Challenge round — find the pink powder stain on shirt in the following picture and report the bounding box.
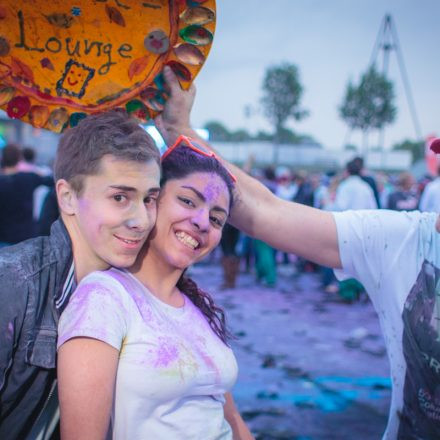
[154,338,179,368]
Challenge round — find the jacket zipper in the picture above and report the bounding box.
[26,379,59,440]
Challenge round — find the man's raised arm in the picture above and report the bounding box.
[155,67,342,269]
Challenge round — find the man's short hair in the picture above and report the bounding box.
[22,147,36,163]
[1,144,22,168]
[352,156,364,169]
[54,110,160,194]
[346,159,361,176]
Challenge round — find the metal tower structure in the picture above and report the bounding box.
[369,14,422,150]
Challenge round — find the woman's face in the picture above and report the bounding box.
[148,171,230,270]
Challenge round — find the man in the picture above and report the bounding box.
[352,155,381,208]
[0,144,54,245]
[419,166,440,213]
[333,159,377,211]
[0,110,161,439]
[387,172,418,212]
[157,67,440,439]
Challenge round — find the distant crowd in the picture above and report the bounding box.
[217,155,440,297]
[252,155,438,214]
[1,143,439,297]
[0,144,57,247]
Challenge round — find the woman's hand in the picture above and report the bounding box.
[224,392,255,440]
[58,337,119,440]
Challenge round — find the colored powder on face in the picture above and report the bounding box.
[202,173,226,203]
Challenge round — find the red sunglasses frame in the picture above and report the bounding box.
[161,135,236,182]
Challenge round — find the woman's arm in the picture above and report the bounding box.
[58,337,119,440]
[224,392,254,440]
[155,67,342,269]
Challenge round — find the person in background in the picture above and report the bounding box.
[254,167,277,286]
[419,165,440,212]
[333,159,378,211]
[274,166,297,265]
[17,146,54,221]
[220,223,241,289]
[0,144,54,246]
[352,156,381,208]
[332,159,377,301]
[293,170,314,207]
[387,171,419,211]
[275,166,298,201]
[37,187,60,236]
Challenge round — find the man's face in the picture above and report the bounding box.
[71,155,161,270]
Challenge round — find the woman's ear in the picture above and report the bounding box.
[56,179,77,216]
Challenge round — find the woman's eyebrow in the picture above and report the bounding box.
[181,185,229,215]
[181,185,205,202]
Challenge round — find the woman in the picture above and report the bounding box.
[57,136,253,439]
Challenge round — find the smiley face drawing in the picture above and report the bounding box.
[56,59,95,98]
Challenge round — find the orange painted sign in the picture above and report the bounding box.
[0,0,216,131]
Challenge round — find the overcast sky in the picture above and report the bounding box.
[190,0,439,150]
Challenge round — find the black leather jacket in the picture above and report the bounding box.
[0,220,72,439]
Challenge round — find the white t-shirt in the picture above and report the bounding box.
[58,268,238,440]
[334,209,440,439]
[334,175,378,211]
[419,177,440,213]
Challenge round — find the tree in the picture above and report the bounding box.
[392,139,424,163]
[203,121,230,142]
[261,62,308,150]
[344,144,358,152]
[229,129,252,142]
[339,66,396,155]
[254,130,273,141]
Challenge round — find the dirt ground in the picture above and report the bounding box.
[190,260,391,440]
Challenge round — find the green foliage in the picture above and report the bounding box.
[204,120,317,145]
[392,139,424,163]
[339,66,397,133]
[261,62,308,141]
[229,129,252,142]
[254,130,273,141]
[203,121,230,142]
[344,144,358,151]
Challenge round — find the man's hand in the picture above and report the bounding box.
[154,66,196,146]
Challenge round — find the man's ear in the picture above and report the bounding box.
[56,179,77,216]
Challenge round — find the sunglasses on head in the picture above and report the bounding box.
[161,135,236,182]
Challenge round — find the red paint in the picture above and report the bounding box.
[430,139,440,154]
[7,95,30,118]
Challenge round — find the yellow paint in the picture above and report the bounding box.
[0,0,216,130]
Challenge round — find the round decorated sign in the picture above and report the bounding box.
[0,0,216,132]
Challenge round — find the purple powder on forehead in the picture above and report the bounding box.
[202,174,226,203]
[154,339,179,367]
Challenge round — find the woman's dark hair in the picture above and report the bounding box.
[162,145,235,344]
[160,145,235,210]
